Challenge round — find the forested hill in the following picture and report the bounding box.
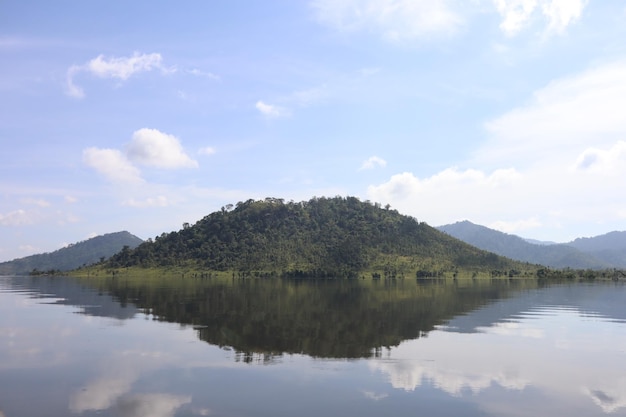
[0,231,143,275]
[106,197,527,278]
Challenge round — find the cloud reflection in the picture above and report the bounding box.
[369,288,626,415]
[585,379,626,414]
[362,390,389,401]
[69,349,181,414]
[70,371,135,412]
[116,393,192,417]
[370,359,528,396]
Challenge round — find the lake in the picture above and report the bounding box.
[1,275,625,417]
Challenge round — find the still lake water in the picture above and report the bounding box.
[1,275,626,417]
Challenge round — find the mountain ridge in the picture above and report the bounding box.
[437,221,625,269]
[0,231,143,275]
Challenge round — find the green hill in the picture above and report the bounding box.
[0,231,143,275]
[105,197,531,278]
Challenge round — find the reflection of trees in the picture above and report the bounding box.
[89,276,532,360]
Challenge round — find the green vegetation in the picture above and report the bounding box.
[0,231,143,275]
[88,196,535,279]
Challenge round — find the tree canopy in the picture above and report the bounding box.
[105,196,528,278]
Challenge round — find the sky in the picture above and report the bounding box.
[1,0,626,262]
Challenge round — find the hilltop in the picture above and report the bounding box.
[0,231,143,275]
[103,197,532,278]
[437,221,626,269]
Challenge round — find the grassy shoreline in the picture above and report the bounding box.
[65,264,626,282]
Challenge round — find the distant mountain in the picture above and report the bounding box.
[567,231,626,268]
[0,231,143,275]
[105,197,529,277]
[437,221,611,269]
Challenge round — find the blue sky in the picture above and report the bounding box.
[2,0,626,261]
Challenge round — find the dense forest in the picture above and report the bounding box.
[104,196,530,278]
[0,231,143,275]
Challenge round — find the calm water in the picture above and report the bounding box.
[1,275,626,417]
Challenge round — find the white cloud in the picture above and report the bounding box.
[481,60,626,166]
[65,196,78,204]
[255,86,328,119]
[312,0,586,41]
[492,0,537,36]
[87,52,164,80]
[368,156,625,238]
[360,156,387,170]
[187,68,220,80]
[492,0,588,36]
[126,128,198,169]
[541,0,587,34]
[573,140,626,174]
[66,65,85,98]
[367,168,525,226]
[21,198,51,207]
[368,165,572,233]
[489,217,542,234]
[370,167,522,199]
[83,147,144,185]
[311,0,463,41]
[84,129,197,189]
[0,209,35,226]
[122,196,169,208]
[66,52,168,98]
[198,146,216,156]
[369,61,626,240]
[255,100,290,118]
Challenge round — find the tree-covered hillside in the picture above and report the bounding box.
[0,231,143,275]
[105,197,529,278]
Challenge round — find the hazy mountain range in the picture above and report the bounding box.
[0,231,143,275]
[437,221,626,269]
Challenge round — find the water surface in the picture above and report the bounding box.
[1,275,625,416]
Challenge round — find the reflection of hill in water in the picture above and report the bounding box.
[2,276,139,320]
[442,283,626,333]
[86,276,535,359]
[9,276,623,361]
